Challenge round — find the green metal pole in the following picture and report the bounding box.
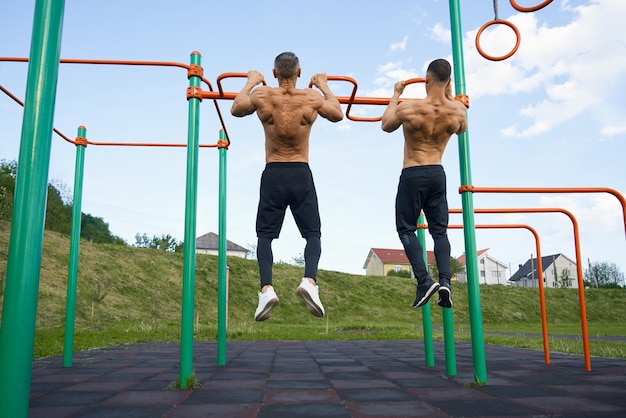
[442,307,457,376]
[0,0,65,416]
[217,130,228,366]
[417,214,435,367]
[449,0,487,384]
[179,51,202,386]
[62,126,87,367]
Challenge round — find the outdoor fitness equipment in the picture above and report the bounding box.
[476,0,553,61]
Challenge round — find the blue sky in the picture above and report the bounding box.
[1,0,625,279]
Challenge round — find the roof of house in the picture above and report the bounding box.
[509,253,570,281]
[365,248,435,268]
[196,232,247,252]
[456,248,489,266]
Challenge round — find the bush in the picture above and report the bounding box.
[387,269,411,278]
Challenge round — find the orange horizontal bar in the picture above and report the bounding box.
[459,185,626,239]
[1,56,190,70]
[204,73,426,122]
[1,83,221,148]
[84,141,218,148]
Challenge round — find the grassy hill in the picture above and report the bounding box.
[1,220,625,359]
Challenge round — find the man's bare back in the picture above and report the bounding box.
[231,71,342,163]
[382,58,468,310]
[381,79,467,168]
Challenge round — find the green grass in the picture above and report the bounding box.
[1,220,625,360]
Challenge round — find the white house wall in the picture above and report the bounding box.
[458,254,508,285]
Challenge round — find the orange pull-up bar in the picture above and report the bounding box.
[209,73,429,122]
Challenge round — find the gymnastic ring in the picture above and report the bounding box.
[510,0,553,13]
[475,19,521,61]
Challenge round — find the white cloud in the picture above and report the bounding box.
[600,125,626,138]
[431,22,451,43]
[466,0,626,138]
[538,193,622,233]
[389,36,408,52]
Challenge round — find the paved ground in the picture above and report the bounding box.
[28,340,626,417]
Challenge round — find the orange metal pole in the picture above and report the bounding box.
[1,56,232,145]
[1,83,221,148]
[0,56,190,70]
[451,207,591,371]
[460,186,626,239]
[447,223,549,365]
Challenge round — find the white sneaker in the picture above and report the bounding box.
[254,286,279,322]
[295,278,325,317]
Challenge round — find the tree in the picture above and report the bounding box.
[584,261,624,288]
[0,159,126,245]
[134,233,182,252]
[387,269,411,278]
[557,269,572,289]
[429,256,465,280]
[81,214,125,244]
[45,183,72,234]
[291,252,305,267]
[0,159,17,221]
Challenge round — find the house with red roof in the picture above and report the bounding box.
[364,247,508,285]
[363,247,435,277]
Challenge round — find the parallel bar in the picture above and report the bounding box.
[462,186,626,238]
[451,206,592,371]
[448,222,549,366]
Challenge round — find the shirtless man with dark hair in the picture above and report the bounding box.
[231,52,343,321]
[381,58,468,309]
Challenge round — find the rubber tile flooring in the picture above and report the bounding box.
[28,340,626,417]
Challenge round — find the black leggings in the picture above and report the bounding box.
[258,235,321,288]
[256,163,322,288]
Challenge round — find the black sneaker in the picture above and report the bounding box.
[438,286,452,308]
[413,281,440,308]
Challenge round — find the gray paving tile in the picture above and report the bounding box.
[24,340,626,417]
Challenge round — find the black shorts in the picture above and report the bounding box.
[256,162,321,239]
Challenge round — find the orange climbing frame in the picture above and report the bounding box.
[1,56,233,147]
[475,0,554,61]
[450,206,593,370]
[447,222,550,365]
[459,186,626,238]
[475,19,521,61]
[510,0,554,13]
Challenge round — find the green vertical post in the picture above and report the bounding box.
[417,214,435,367]
[217,130,228,366]
[442,305,457,376]
[179,51,202,386]
[62,126,87,367]
[0,0,65,416]
[449,0,487,383]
